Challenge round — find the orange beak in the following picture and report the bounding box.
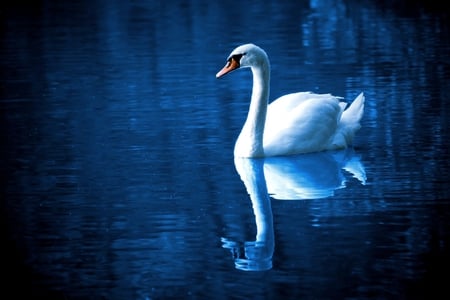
[216,56,240,78]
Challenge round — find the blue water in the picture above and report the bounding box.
[1,1,449,299]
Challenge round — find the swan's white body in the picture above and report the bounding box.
[217,43,365,158]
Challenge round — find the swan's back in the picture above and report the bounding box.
[267,92,342,116]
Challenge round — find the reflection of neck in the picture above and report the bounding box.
[235,158,274,248]
[249,168,273,244]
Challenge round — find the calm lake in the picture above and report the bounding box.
[1,0,449,299]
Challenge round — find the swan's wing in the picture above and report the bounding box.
[264,94,343,156]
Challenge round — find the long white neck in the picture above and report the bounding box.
[234,60,270,158]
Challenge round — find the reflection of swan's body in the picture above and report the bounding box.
[221,149,365,270]
[216,43,365,158]
[264,149,366,200]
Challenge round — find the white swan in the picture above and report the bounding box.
[216,43,365,158]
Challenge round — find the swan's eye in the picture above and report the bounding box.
[231,54,244,62]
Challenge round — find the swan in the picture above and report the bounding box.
[216,43,365,158]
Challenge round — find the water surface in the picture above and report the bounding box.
[1,1,449,299]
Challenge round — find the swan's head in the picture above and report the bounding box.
[216,43,269,78]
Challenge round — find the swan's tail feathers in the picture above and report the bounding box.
[330,92,365,149]
[341,92,364,127]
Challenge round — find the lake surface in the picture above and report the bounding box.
[1,0,449,299]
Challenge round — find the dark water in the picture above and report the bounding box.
[1,0,449,299]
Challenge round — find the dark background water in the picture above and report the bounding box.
[1,0,449,299]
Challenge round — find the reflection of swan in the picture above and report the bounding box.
[222,158,274,271]
[222,149,366,270]
[216,43,364,158]
[264,148,366,200]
